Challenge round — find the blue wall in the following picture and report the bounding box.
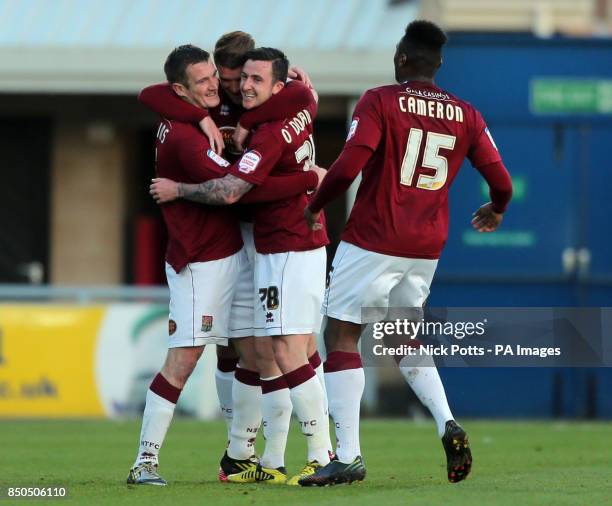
[428,34,612,418]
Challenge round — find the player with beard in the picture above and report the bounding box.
[300,20,513,486]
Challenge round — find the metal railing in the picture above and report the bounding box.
[0,284,169,304]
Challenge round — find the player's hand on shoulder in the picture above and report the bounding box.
[288,66,313,89]
[308,164,327,188]
[199,116,224,155]
[471,202,503,232]
[232,124,249,152]
[304,206,323,231]
[288,66,318,102]
[150,178,180,204]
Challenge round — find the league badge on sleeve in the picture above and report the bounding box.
[346,118,359,141]
[485,127,498,150]
[238,150,262,174]
[201,315,213,332]
[207,149,230,167]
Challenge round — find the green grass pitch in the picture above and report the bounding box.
[0,419,610,505]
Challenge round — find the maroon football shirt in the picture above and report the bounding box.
[156,119,243,272]
[138,81,314,158]
[339,81,502,259]
[229,102,329,254]
[139,81,317,222]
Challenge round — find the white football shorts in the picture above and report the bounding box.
[165,247,246,348]
[254,246,326,336]
[322,241,438,324]
[228,222,256,338]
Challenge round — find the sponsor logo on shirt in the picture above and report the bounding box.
[202,315,213,332]
[207,149,230,167]
[403,86,453,102]
[220,104,231,116]
[347,118,359,141]
[238,150,262,174]
[485,127,498,150]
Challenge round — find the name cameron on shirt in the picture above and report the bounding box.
[398,95,464,123]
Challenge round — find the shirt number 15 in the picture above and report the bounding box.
[400,128,455,191]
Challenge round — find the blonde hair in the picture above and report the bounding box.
[214,31,255,69]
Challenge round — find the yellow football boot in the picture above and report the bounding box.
[286,461,322,486]
[255,464,288,485]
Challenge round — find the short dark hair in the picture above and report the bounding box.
[242,47,289,83]
[214,31,255,69]
[398,20,448,76]
[164,44,211,87]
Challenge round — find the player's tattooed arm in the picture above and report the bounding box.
[178,174,253,205]
[150,175,253,205]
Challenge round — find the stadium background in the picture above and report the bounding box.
[1,0,612,424]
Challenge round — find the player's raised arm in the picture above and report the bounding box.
[139,83,224,154]
[287,65,315,92]
[139,82,208,123]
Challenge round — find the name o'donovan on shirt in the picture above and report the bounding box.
[281,108,313,143]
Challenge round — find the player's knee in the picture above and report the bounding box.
[252,346,279,377]
[217,343,238,360]
[161,367,190,389]
[323,326,336,351]
[306,334,318,357]
[254,355,277,377]
[162,348,203,387]
[238,356,258,372]
[271,346,290,370]
[271,339,298,371]
[324,322,345,352]
[252,337,272,363]
[324,319,361,353]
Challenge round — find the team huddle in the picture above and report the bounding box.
[127,20,513,488]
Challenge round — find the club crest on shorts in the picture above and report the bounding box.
[202,315,213,332]
[168,319,177,335]
[238,150,261,174]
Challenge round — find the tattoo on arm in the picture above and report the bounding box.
[177,174,253,205]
